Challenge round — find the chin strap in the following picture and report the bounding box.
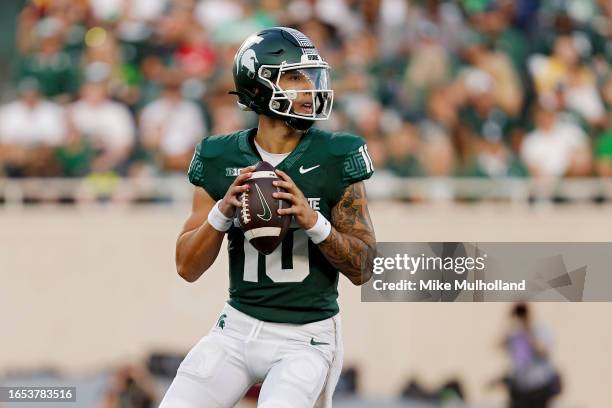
[229,90,260,113]
[229,90,314,130]
[285,116,315,131]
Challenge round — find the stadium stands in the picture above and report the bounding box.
[0,0,610,189]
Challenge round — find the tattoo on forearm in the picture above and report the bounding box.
[318,182,376,284]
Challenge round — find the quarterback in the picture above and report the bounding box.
[160,27,376,408]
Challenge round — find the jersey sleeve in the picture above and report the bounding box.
[188,138,224,200]
[337,135,375,186]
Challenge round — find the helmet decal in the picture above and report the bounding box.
[239,49,259,79]
[235,34,264,76]
[282,27,317,55]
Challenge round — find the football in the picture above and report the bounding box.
[236,161,291,255]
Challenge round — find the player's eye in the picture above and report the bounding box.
[285,72,302,81]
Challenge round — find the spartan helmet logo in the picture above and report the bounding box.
[240,49,258,79]
[236,34,263,79]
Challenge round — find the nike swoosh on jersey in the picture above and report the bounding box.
[299,164,320,174]
[255,184,272,221]
[310,338,330,346]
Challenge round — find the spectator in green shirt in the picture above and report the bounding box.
[16,17,79,101]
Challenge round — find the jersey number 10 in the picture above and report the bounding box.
[243,229,310,283]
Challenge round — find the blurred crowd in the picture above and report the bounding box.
[1,0,612,181]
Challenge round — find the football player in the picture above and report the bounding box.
[160,27,376,408]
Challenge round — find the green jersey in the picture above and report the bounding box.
[188,127,374,324]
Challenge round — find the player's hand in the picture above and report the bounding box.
[272,169,318,230]
[218,165,256,218]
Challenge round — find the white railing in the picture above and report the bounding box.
[1,173,612,207]
[366,172,612,203]
[0,175,192,208]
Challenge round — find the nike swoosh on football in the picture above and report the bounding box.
[299,165,320,174]
[255,184,272,222]
[310,338,330,346]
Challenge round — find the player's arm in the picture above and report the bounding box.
[175,166,255,282]
[273,171,376,286]
[318,181,376,285]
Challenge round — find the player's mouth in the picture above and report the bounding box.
[295,102,313,115]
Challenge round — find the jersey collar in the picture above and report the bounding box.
[238,127,313,170]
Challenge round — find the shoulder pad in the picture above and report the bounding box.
[328,132,367,157]
[198,131,243,158]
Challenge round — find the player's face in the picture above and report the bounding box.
[278,68,330,116]
[279,70,314,115]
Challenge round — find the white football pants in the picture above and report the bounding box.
[158,303,343,408]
